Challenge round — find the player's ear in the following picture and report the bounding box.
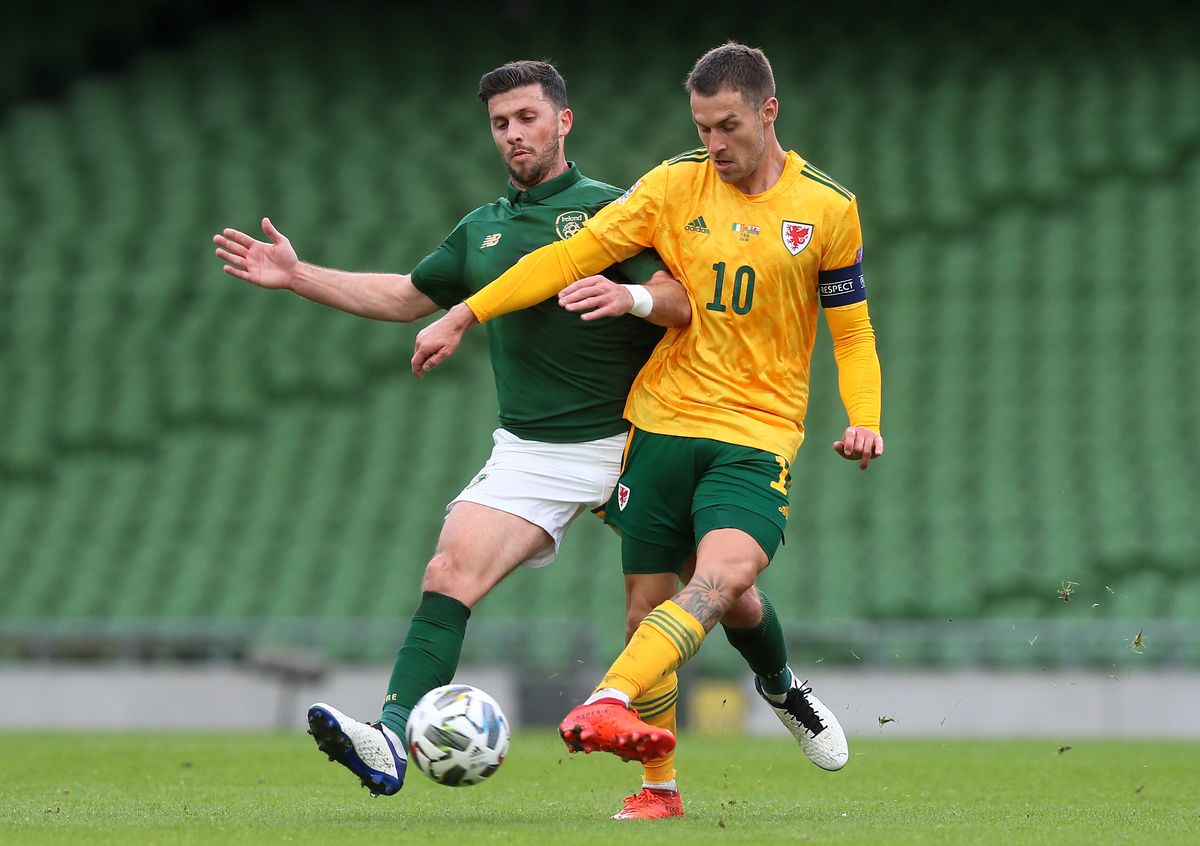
[559,107,573,138]
[761,97,779,127]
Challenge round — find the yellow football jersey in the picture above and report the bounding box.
[583,149,867,459]
[465,149,876,460]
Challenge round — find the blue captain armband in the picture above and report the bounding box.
[818,262,867,308]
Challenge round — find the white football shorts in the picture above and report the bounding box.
[448,427,628,568]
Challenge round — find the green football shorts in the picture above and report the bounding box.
[602,428,792,574]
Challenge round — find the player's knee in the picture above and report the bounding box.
[700,558,758,600]
[422,552,469,597]
[721,586,763,628]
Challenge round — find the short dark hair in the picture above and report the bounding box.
[478,60,568,110]
[684,42,776,108]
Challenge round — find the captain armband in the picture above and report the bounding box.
[818,261,867,308]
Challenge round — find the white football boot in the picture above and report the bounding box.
[307,702,407,795]
[755,675,849,771]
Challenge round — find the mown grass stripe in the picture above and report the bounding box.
[9,733,1200,842]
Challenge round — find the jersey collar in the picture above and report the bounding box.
[505,162,583,204]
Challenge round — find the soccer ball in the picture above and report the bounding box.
[405,684,510,786]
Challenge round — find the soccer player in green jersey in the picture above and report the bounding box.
[214,60,766,819]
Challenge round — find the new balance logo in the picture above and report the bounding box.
[481,233,502,249]
[684,216,710,234]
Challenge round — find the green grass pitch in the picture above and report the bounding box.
[2,731,1198,845]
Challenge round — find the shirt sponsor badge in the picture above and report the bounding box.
[781,221,813,256]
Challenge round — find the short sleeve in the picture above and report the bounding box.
[821,199,863,272]
[582,164,668,262]
[818,199,868,308]
[410,224,470,310]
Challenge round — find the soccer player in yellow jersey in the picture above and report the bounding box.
[413,43,882,784]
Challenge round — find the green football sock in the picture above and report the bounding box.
[721,590,793,695]
[380,591,471,737]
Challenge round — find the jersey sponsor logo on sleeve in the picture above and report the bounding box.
[617,483,631,511]
[616,180,642,204]
[818,262,867,307]
[554,210,589,240]
[781,221,813,255]
[480,233,502,249]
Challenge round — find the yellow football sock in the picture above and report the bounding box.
[599,600,706,700]
[632,672,678,784]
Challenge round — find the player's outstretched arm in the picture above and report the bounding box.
[558,270,692,327]
[213,217,438,323]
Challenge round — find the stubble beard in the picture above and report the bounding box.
[505,135,562,189]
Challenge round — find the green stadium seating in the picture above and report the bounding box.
[0,4,1196,670]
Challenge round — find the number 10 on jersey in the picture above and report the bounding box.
[706,262,756,315]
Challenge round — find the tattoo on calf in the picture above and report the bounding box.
[676,575,730,631]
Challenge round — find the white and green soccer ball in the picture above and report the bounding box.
[405,684,510,786]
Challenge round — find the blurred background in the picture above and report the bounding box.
[0,0,1196,736]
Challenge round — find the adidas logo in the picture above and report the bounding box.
[684,216,710,234]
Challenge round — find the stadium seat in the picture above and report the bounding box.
[0,4,1195,670]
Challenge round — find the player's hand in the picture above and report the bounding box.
[411,304,478,378]
[212,217,298,290]
[833,426,884,471]
[558,275,633,321]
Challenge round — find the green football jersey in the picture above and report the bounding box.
[410,163,666,443]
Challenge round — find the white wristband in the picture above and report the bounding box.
[626,284,654,318]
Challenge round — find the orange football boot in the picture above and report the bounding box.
[559,698,676,762]
[612,788,684,820]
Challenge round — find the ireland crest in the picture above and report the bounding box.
[555,210,589,240]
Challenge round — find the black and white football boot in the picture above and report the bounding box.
[755,675,849,771]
